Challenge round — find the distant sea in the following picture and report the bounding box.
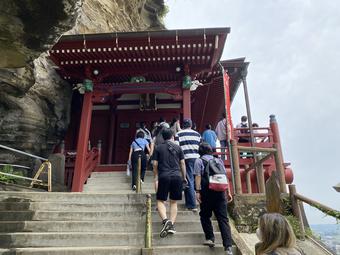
[311,224,340,254]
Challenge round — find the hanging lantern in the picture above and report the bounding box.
[182,75,192,89]
[130,76,146,83]
[83,79,93,92]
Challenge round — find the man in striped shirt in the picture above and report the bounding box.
[175,119,201,211]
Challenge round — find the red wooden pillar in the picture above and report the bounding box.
[183,89,191,119]
[106,100,116,164]
[269,114,284,160]
[72,92,93,192]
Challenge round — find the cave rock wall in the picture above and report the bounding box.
[0,0,165,167]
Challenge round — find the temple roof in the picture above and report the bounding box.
[196,58,249,102]
[49,28,230,84]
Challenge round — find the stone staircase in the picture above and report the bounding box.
[0,170,239,255]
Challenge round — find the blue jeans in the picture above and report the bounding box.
[220,140,227,160]
[184,158,197,209]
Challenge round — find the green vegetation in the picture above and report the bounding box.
[158,4,169,20]
[311,204,340,222]
[0,165,25,184]
[285,215,313,239]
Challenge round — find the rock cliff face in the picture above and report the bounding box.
[0,0,165,167]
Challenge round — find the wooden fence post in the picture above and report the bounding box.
[289,184,305,240]
[273,144,287,193]
[245,165,252,194]
[265,171,282,213]
[256,155,265,193]
[231,139,242,194]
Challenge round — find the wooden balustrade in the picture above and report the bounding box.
[288,184,340,240]
[230,140,287,195]
[63,140,101,191]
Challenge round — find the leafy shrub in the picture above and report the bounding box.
[0,165,25,184]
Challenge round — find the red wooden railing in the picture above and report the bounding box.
[215,115,293,195]
[63,140,102,191]
[83,147,100,182]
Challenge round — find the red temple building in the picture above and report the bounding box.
[49,28,293,193]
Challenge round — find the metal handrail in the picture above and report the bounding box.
[0,161,52,191]
[0,144,52,191]
[0,172,43,182]
[145,194,152,248]
[0,144,47,161]
[0,164,30,169]
[136,155,142,193]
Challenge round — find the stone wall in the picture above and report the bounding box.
[229,194,267,233]
[0,0,165,169]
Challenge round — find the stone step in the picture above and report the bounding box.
[150,245,238,255]
[0,220,217,233]
[0,221,142,233]
[0,232,223,248]
[86,178,154,185]
[0,232,145,248]
[0,210,199,221]
[0,246,141,255]
[0,245,238,255]
[0,201,191,212]
[0,202,147,212]
[0,192,153,203]
[81,189,156,194]
[86,177,132,183]
[90,171,154,178]
[153,232,222,246]
[83,183,155,190]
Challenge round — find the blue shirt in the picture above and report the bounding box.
[202,129,217,148]
[131,138,148,151]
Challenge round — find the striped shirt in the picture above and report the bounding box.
[175,129,201,159]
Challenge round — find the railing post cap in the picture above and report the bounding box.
[270,114,277,123]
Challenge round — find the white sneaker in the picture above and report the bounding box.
[203,239,215,247]
[225,246,233,255]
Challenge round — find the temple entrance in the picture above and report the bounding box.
[114,109,180,164]
[87,92,182,165]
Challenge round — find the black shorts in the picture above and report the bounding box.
[156,175,183,201]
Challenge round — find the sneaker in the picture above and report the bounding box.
[203,239,215,248]
[141,180,144,184]
[225,246,233,255]
[160,219,172,238]
[167,222,176,234]
[187,207,198,212]
[132,185,136,191]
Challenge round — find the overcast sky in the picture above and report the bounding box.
[165,0,340,224]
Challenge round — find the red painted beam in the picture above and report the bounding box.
[183,89,191,119]
[95,82,182,95]
[106,100,117,164]
[72,92,93,192]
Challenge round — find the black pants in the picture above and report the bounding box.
[199,189,232,248]
[131,151,147,187]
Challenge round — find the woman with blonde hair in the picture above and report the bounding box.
[255,213,304,255]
